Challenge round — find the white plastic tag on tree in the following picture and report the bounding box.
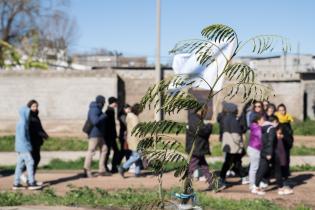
[171,38,237,91]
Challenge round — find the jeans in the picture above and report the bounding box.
[14,152,35,185]
[22,147,41,175]
[247,146,261,186]
[122,151,141,175]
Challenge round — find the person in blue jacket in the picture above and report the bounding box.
[83,95,110,177]
[13,106,42,190]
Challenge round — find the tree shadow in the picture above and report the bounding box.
[46,173,84,186]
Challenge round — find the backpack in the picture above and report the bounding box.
[82,118,93,134]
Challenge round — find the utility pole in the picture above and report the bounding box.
[155,0,162,121]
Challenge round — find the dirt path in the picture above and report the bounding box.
[1,171,314,209]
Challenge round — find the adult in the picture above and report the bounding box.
[119,103,142,177]
[186,110,224,191]
[21,100,49,185]
[83,95,109,178]
[104,97,120,173]
[249,101,264,125]
[275,103,294,180]
[219,103,248,186]
[13,106,42,190]
[117,104,131,165]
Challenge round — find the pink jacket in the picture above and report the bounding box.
[248,123,262,151]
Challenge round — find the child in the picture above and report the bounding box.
[13,106,42,190]
[247,114,264,190]
[252,115,277,195]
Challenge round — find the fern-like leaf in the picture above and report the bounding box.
[225,63,255,83]
[132,121,186,138]
[238,35,291,55]
[201,24,237,43]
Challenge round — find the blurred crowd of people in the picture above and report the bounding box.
[186,99,294,195]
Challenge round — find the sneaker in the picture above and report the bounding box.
[259,181,269,189]
[98,171,112,176]
[27,183,42,190]
[249,184,255,191]
[20,174,27,184]
[226,170,236,177]
[35,181,44,186]
[12,184,25,190]
[251,187,266,195]
[214,179,227,193]
[128,164,136,173]
[118,166,126,178]
[241,176,250,185]
[278,187,293,195]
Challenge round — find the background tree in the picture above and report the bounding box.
[0,0,77,68]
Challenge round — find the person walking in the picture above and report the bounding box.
[186,109,224,191]
[20,100,49,185]
[12,106,42,190]
[118,103,142,177]
[117,104,131,165]
[83,95,110,178]
[219,103,248,187]
[104,97,120,173]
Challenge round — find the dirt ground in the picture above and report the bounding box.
[1,170,314,209]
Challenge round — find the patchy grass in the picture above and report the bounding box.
[0,136,88,151]
[292,120,315,136]
[0,186,311,209]
[291,164,315,172]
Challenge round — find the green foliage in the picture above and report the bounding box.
[292,120,315,136]
[201,24,237,43]
[0,186,311,209]
[133,120,186,137]
[0,39,47,69]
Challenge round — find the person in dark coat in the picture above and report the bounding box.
[104,97,120,173]
[83,95,109,177]
[21,100,48,184]
[275,103,294,180]
[117,104,131,165]
[253,115,278,195]
[186,110,215,190]
[219,103,248,186]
